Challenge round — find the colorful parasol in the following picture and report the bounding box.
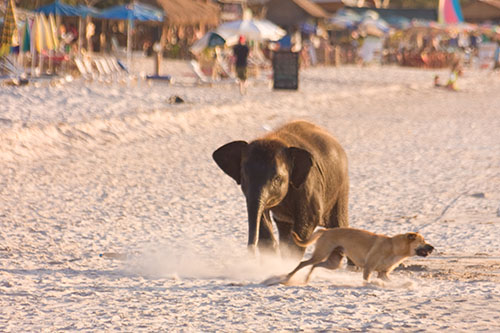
[21,19,31,53]
[438,0,464,24]
[0,0,18,56]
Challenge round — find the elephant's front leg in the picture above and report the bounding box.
[258,210,278,255]
[275,221,305,260]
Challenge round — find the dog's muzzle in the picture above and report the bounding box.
[416,244,434,257]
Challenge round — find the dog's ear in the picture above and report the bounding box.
[406,233,417,241]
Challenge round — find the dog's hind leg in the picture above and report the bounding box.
[283,258,318,284]
[314,246,344,270]
[304,247,344,284]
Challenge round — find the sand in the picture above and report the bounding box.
[1,59,499,331]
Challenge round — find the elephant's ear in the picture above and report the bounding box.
[212,141,248,184]
[288,147,313,188]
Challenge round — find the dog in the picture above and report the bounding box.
[282,228,434,285]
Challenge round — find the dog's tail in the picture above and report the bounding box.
[292,229,326,248]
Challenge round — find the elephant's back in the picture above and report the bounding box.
[269,120,346,164]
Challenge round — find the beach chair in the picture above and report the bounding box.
[0,56,29,85]
[215,49,235,80]
[82,57,98,81]
[93,58,107,82]
[74,57,93,81]
[190,59,214,85]
[105,56,129,83]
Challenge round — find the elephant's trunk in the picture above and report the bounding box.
[246,191,265,253]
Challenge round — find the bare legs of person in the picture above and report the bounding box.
[239,79,247,95]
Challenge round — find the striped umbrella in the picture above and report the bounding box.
[0,0,18,56]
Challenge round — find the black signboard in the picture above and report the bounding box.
[272,51,299,90]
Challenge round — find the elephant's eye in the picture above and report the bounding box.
[273,176,282,186]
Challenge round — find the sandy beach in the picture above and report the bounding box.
[1,59,499,331]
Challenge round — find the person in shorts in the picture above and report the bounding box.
[233,35,250,94]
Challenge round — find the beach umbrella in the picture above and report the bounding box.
[189,31,238,55]
[21,20,31,53]
[438,0,464,24]
[216,19,286,41]
[98,2,163,21]
[99,2,163,70]
[76,5,101,18]
[0,0,18,56]
[328,9,362,30]
[34,14,45,53]
[384,15,411,30]
[358,11,390,37]
[190,31,225,55]
[41,13,55,51]
[34,0,82,17]
[49,13,59,50]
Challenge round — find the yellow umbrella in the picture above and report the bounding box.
[49,13,59,50]
[41,13,55,51]
[0,0,18,56]
[34,14,46,53]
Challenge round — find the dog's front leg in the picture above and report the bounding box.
[362,267,374,281]
[378,271,390,281]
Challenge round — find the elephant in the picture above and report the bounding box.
[212,120,349,260]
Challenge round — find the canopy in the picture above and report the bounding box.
[98,2,164,22]
[34,0,82,17]
[77,5,101,18]
[216,19,286,42]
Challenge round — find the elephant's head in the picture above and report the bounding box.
[213,139,313,252]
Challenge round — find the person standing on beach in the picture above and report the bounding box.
[233,35,249,95]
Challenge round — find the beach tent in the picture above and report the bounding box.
[98,2,164,70]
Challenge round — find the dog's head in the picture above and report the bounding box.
[406,232,434,257]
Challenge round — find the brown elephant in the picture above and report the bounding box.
[213,120,349,260]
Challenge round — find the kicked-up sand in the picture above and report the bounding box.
[1,60,499,331]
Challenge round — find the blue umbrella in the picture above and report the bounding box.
[76,5,101,18]
[98,2,163,22]
[98,2,164,70]
[34,0,82,17]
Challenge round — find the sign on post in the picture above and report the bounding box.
[272,51,299,90]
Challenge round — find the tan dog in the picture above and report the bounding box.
[282,228,434,284]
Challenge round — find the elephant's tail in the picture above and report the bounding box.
[292,229,326,248]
